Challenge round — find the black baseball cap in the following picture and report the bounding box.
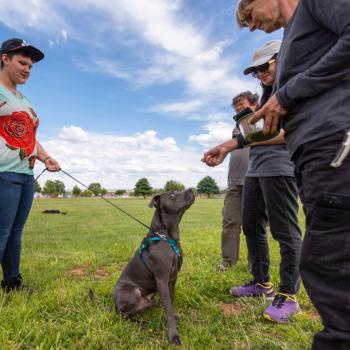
[0,38,44,62]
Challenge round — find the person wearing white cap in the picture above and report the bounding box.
[202,40,302,324]
[0,38,61,292]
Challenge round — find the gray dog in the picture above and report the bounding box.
[114,189,195,345]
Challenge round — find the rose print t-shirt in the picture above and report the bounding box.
[0,85,39,175]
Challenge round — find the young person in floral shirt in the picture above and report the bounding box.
[0,38,60,292]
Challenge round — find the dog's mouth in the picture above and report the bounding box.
[183,189,195,207]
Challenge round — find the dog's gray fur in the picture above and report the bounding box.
[114,189,195,345]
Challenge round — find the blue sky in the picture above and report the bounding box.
[0,0,282,190]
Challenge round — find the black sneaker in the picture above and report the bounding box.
[1,274,32,293]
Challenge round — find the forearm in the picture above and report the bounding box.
[219,138,239,152]
[36,141,51,162]
[249,129,285,146]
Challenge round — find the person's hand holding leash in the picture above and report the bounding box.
[250,95,287,135]
[44,157,61,172]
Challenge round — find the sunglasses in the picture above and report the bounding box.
[251,58,276,78]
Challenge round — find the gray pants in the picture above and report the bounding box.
[221,185,246,265]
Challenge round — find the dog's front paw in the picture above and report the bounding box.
[170,334,181,346]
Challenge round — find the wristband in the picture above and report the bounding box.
[43,156,52,163]
[234,134,247,149]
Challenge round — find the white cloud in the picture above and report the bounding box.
[61,29,68,41]
[189,121,234,149]
[36,125,229,190]
[0,0,67,33]
[150,100,205,115]
[0,0,256,119]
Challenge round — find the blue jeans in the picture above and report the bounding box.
[0,172,34,281]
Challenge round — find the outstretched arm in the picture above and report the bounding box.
[36,141,61,172]
[201,138,238,167]
[201,128,285,167]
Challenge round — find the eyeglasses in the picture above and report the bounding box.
[237,0,255,28]
[251,58,276,78]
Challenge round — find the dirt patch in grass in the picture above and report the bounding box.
[219,302,244,317]
[66,266,87,277]
[65,266,110,280]
[94,268,110,280]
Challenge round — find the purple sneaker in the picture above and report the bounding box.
[229,281,275,300]
[263,293,302,323]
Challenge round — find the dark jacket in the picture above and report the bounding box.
[275,0,350,156]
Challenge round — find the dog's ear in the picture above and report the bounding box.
[148,194,160,208]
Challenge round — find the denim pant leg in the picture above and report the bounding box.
[242,176,270,283]
[293,132,350,350]
[259,177,303,295]
[0,172,34,281]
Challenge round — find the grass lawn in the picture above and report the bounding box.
[0,197,321,349]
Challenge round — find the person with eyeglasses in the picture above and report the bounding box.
[202,39,302,323]
[0,38,60,293]
[236,1,350,349]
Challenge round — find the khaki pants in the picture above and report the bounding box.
[221,185,246,265]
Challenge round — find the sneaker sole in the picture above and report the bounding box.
[263,310,303,324]
[229,292,276,301]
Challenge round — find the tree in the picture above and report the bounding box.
[115,189,126,196]
[152,188,165,195]
[42,180,65,197]
[134,178,153,198]
[197,176,220,198]
[34,180,41,193]
[164,180,185,192]
[81,189,93,197]
[72,185,81,197]
[55,180,65,196]
[88,183,102,196]
[100,188,108,196]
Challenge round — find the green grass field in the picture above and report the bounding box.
[0,197,321,349]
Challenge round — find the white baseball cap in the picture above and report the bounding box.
[243,40,282,75]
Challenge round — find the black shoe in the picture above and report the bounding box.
[1,274,32,293]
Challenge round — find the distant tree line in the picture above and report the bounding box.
[35,176,221,198]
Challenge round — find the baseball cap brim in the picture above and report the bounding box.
[7,45,45,62]
[243,54,275,75]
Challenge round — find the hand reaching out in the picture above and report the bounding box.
[201,144,233,167]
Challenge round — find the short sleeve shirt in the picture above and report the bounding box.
[0,86,39,175]
[246,144,295,177]
[227,148,250,187]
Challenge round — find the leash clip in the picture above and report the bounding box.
[155,232,167,240]
[330,131,350,168]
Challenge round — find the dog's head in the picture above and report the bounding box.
[148,189,195,215]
